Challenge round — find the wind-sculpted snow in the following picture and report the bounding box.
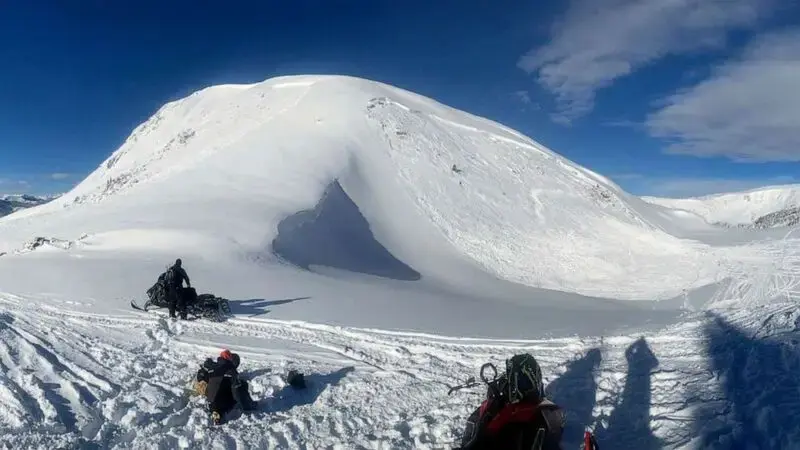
[0,75,731,300]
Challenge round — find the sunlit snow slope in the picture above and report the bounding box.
[1,75,723,300]
[643,185,800,226]
[1,75,798,450]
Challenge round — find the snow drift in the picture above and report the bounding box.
[0,75,722,299]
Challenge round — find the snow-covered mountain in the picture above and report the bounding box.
[0,75,797,449]
[2,75,727,301]
[0,193,54,217]
[643,184,800,228]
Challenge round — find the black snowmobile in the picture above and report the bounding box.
[131,271,232,321]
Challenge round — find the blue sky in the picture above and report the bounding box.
[1,0,799,197]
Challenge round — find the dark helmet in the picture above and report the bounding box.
[175,258,182,267]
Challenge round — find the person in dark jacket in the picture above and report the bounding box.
[166,258,191,319]
[194,349,257,424]
[458,353,566,450]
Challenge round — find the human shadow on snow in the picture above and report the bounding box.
[692,314,800,449]
[594,337,662,450]
[545,348,602,449]
[264,366,356,415]
[228,296,311,317]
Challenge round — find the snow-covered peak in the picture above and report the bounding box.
[643,184,800,226]
[0,75,720,299]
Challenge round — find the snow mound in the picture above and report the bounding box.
[643,184,800,226]
[0,75,718,299]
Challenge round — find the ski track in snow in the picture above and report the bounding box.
[2,290,798,449]
[2,75,800,449]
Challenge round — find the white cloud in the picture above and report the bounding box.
[518,0,774,123]
[646,29,800,162]
[50,173,71,180]
[512,90,532,105]
[626,175,798,197]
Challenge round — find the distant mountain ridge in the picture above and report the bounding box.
[0,194,56,218]
[643,184,800,229]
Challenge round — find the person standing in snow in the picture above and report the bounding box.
[166,258,191,319]
[194,349,257,424]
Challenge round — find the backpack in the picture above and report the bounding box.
[504,353,544,404]
[459,354,562,450]
[164,266,176,287]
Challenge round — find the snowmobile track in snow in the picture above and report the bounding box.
[2,292,800,449]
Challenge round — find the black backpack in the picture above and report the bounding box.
[504,353,545,404]
[459,354,562,450]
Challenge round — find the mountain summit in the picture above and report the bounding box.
[1,75,729,299]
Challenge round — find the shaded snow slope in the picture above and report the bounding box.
[1,75,726,300]
[643,184,800,227]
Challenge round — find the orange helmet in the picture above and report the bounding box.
[220,349,233,361]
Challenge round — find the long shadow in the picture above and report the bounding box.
[264,366,355,414]
[271,180,420,281]
[595,337,662,449]
[694,314,800,449]
[545,348,602,449]
[229,297,311,317]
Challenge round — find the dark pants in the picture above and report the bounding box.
[207,378,257,418]
[168,286,186,318]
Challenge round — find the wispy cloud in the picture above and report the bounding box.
[50,172,71,180]
[646,29,800,162]
[623,175,798,198]
[518,0,775,123]
[0,178,29,186]
[512,90,532,105]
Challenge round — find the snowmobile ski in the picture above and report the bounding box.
[130,299,149,311]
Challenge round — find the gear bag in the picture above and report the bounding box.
[457,354,563,450]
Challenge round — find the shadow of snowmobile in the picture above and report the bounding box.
[131,274,232,321]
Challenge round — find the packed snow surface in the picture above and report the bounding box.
[1,75,799,449]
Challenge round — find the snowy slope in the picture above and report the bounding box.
[1,75,727,300]
[1,75,798,449]
[643,184,800,226]
[1,242,798,449]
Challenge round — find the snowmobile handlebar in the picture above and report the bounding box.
[480,362,498,384]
